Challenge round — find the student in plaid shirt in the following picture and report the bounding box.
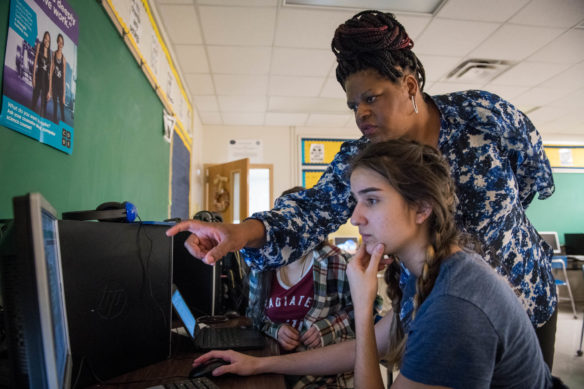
[246,186,380,389]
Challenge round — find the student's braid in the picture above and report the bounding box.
[412,153,458,318]
[332,10,426,92]
[350,138,462,368]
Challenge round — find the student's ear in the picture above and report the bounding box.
[415,201,432,224]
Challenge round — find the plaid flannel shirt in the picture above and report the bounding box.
[247,243,359,388]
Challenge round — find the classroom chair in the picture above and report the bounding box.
[552,256,577,319]
[577,264,583,357]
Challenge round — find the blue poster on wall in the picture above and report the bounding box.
[0,0,78,154]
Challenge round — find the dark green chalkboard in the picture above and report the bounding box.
[0,0,169,220]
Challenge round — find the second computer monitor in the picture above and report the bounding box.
[565,233,584,255]
[539,231,561,255]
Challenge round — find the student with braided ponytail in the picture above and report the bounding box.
[167,8,557,370]
[192,139,554,388]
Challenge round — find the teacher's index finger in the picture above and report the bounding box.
[165,220,201,237]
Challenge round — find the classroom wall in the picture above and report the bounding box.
[200,124,361,206]
[527,172,584,244]
[0,0,170,220]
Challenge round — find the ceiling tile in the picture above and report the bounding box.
[320,76,345,99]
[158,5,202,45]
[426,81,487,95]
[510,0,584,28]
[197,111,223,125]
[306,114,352,127]
[214,75,268,96]
[490,62,570,87]
[528,29,584,64]
[193,95,219,111]
[416,55,462,82]
[275,8,354,49]
[511,87,570,108]
[470,25,563,61]
[199,6,276,46]
[548,87,584,108]
[222,112,266,126]
[186,74,215,95]
[538,111,584,134]
[525,106,565,123]
[415,19,500,56]
[269,96,347,113]
[265,113,308,126]
[538,61,584,90]
[269,76,324,97]
[218,96,267,112]
[271,48,335,76]
[175,45,209,73]
[150,0,584,137]
[393,13,432,40]
[207,46,271,74]
[436,0,530,22]
[482,85,530,102]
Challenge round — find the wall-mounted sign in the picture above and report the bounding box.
[0,0,78,154]
[228,139,263,163]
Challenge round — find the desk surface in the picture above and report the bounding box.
[86,329,286,389]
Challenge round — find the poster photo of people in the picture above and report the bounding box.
[0,0,78,154]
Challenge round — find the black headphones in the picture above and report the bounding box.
[62,201,138,223]
[193,210,222,223]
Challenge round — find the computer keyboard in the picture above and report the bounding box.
[147,376,220,389]
[196,327,265,350]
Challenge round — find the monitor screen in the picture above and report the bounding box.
[0,193,72,388]
[539,231,561,254]
[42,208,70,387]
[565,233,584,255]
[171,286,196,338]
[333,236,359,254]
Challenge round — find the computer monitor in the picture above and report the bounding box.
[0,193,72,388]
[565,233,584,255]
[333,236,359,254]
[539,231,561,255]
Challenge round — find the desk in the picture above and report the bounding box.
[86,330,286,389]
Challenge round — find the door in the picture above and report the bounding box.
[204,158,249,224]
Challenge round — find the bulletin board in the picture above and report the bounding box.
[300,137,352,188]
[170,126,191,219]
[301,169,325,189]
[544,145,584,172]
[101,0,192,138]
[301,138,351,166]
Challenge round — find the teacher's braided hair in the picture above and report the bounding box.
[332,10,426,92]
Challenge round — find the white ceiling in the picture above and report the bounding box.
[151,0,584,142]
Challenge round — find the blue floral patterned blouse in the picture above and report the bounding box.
[242,90,556,327]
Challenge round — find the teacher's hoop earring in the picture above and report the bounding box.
[411,95,418,114]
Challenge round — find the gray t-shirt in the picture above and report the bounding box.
[400,251,552,389]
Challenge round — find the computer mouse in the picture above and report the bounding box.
[189,358,230,379]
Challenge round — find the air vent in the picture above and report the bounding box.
[447,59,513,83]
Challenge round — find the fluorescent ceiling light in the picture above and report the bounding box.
[284,0,446,15]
